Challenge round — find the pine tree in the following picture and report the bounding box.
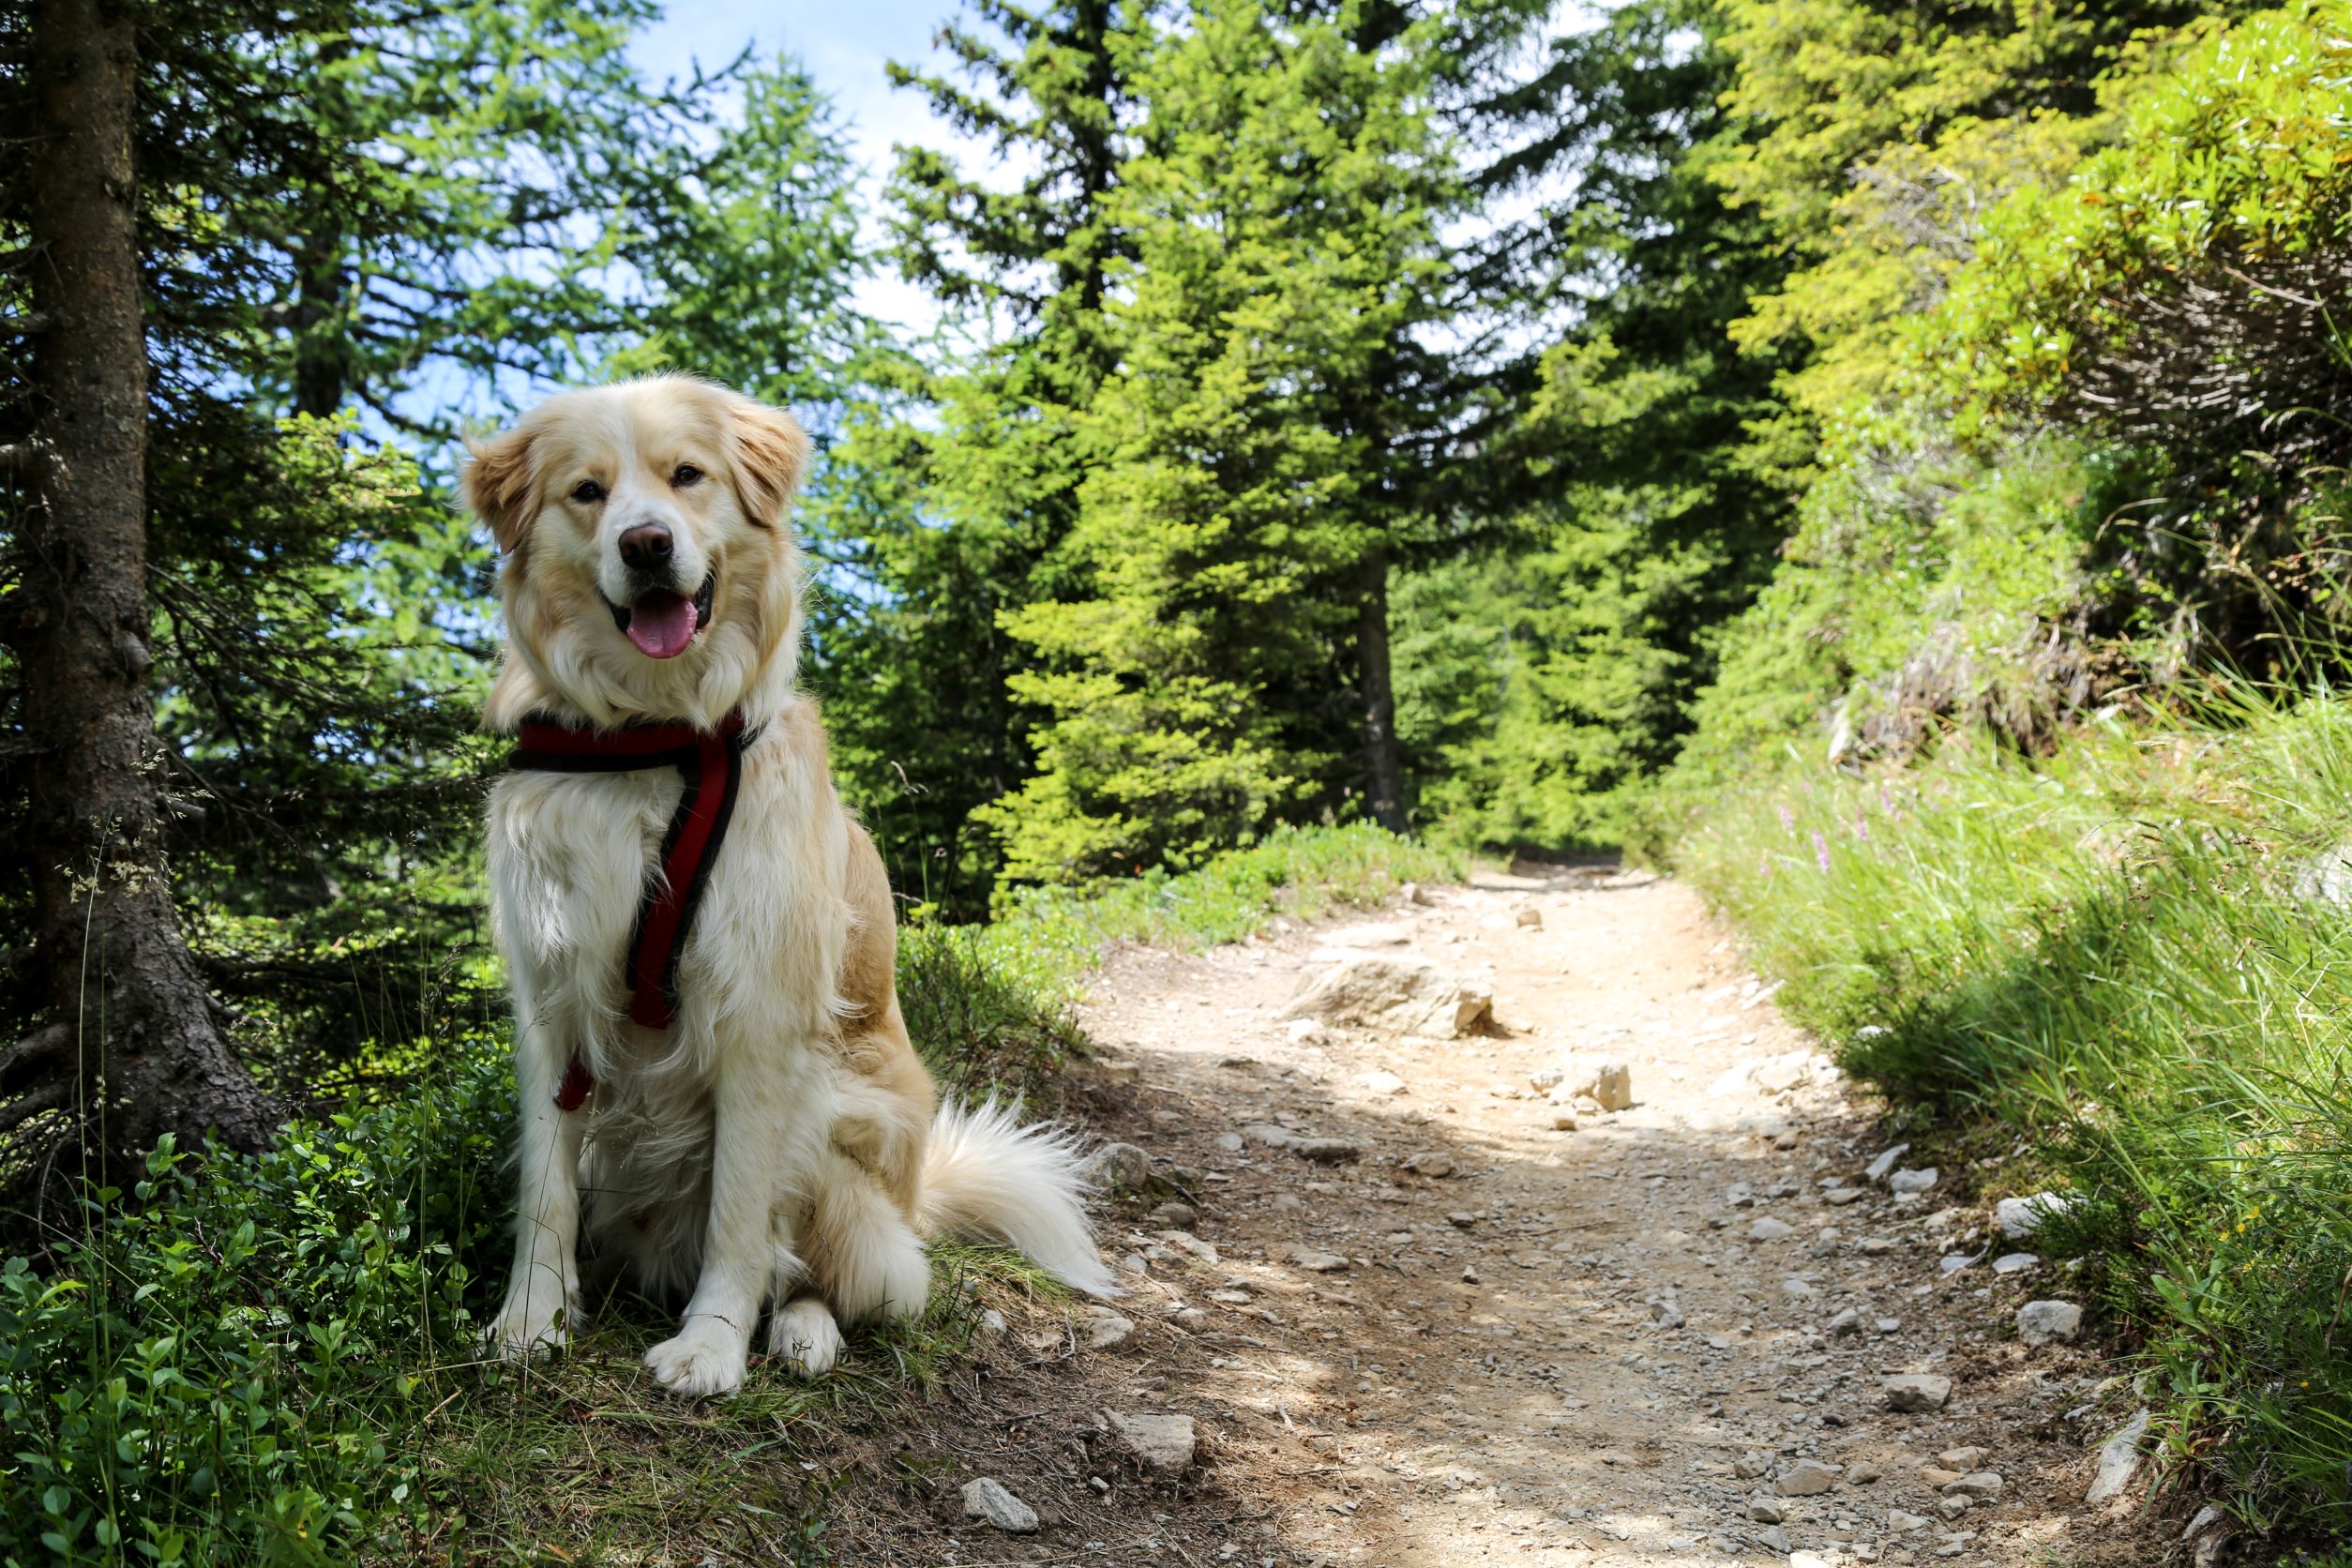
[982,0,1461,880]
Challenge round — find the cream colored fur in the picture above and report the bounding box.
[466,376,1114,1398]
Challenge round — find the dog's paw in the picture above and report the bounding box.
[644,1322,749,1397]
[481,1291,573,1361]
[768,1297,844,1380]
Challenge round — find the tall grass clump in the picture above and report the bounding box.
[1671,692,2352,1541]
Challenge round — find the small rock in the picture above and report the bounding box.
[1826,1307,1863,1337]
[1107,1410,1198,1472]
[1888,1168,1939,1196]
[977,1307,1007,1338]
[1169,1306,1207,1330]
[1937,1254,1979,1274]
[1876,1317,1902,1334]
[1402,882,1433,906]
[1917,1467,1964,1488]
[1326,922,1410,948]
[1289,1247,1349,1273]
[961,1477,1040,1532]
[1847,1463,1881,1485]
[1937,1495,1972,1522]
[1781,1276,1818,1297]
[1401,1151,1456,1178]
[1215,1131,1244,1152]
[1943,1472,2003,1499]
[1446,1211,1476,1228]
[1778,1459,1839,1496]
[2085,1408,2150,1505]
[1864,1144,1911,1184]
[1082,1142,1151,1191]
[1084,1311,1138,1351]
[1530,1066,1564,1092]
[1296,1138,1363,1164]
[1990,1251,2040,1274]
[1286,1018,1338,1048]
[1749,1497,1786,1523]
[1747,1217,1796,1243]
[1149,1201,1198,1229]
[1514,903,1544,929]
[1591,1063,1634,1111]
[1996,1191,2081,1240]
[1936,1447,1987,1471]
[1731,1452,1770,1480]
[2016,1298,2083,1344]
[1240,1123,1302,1151]
[1551,1111,1578,1132]
[1882,1373,1952,1412]
[1824,1186,1867,1207]
[1888,1508,1932,1532]
[1353,1069,1409,1095]
[1654,1289,1685,1329]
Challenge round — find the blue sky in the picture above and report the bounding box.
[628,0,987,335]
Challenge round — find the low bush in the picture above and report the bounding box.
[0,822,1447,1564]
[1672,695,2352,1542]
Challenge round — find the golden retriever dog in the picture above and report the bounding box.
[463,375,1114,1396]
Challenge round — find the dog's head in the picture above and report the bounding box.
[463,377,811,729]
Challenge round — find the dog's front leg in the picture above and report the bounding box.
[644,1061,792,1396]
[485,1025,587,1359]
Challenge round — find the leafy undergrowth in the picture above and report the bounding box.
[1671,694,2352,1549]
[0,822,1449,1566]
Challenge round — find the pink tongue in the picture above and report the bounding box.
[625,592,698,659]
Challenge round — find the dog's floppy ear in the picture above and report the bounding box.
[729,400,813,529]
[460,426,539,553]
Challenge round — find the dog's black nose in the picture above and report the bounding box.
[618,524,674,572]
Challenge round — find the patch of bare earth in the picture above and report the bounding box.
[828,867,2184,1568]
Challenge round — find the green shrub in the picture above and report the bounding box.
[1673,695,2352,1540]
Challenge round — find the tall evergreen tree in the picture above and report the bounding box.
[981,0,1464,879]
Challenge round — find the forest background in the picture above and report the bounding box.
[8,0,2352,1560]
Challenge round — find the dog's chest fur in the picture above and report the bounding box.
[486,730,852,1082]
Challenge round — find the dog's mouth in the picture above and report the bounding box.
[607,572,716,660]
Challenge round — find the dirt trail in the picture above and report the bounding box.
[877,867,2164,1568]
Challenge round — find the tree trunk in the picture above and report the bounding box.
[6,0,283,1173]
[1355,548,1409,834]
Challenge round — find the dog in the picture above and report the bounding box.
[463,375,1114,1396]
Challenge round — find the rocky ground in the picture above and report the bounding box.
[839,866,2204,1567]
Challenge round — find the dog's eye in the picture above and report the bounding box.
[570,479,605,505]
[671,464,703,489]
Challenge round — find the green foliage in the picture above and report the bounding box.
[1672,697,2352,1540]
[1712,0,2242,426]
[0,825,1455,1563]
[983,0,1460,881]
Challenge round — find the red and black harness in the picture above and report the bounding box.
[507,709,760,1108]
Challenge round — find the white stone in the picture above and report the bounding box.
[1882,1373,1952,1412]
[1888,1509,1932,1531]
[1888,1168,1939,1196]
[1289,1247,1349,1273]
[961,1477,1040,1532]
[1353,1069,1409,1095]
[1996,1192,2081,1240]
[1864,1145,1911,1184]
[1402,1150,1457,1178]
[1942,1472,2003,1499]
[1108,1410,1198,1472]
[1591,1063,1634,1111]
[2085,1409,2150,1504]
[1990,1252,2040,1275]
[1286,1018,1338,1048]
[1081,1142,1150,1191]
[1084,1310,1138,1351]
[2013,1297,2088,1353]
[1280,953,1495,1038]
[1747,1217,1796,1243]
[1777,1459,1839,1496]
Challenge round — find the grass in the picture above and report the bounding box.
[0,822,1453,1566]
[1668,693,2352,1548]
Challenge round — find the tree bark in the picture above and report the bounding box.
[1355,548,1409,834]
[10,0,283,1172]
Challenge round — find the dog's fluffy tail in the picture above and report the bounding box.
[919,1098,1120,1298]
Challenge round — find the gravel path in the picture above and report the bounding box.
[978,867,2167,1568]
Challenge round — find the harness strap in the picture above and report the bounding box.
[508,710,757,1107]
